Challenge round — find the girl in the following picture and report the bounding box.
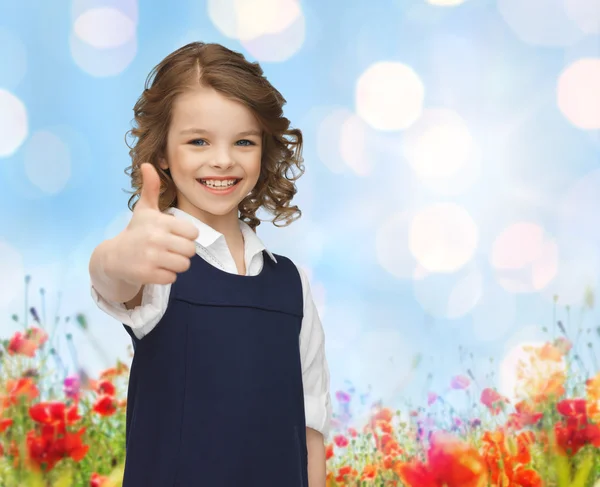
[89,42,331,487]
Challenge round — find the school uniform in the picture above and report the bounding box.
[91,207,331,486]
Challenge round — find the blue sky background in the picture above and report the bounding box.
[1,0,599,425]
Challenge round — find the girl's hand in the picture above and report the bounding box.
[107,163,199,286]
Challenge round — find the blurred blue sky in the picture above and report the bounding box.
[1,0,599,423]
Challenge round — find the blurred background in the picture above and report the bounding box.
[1,0,599,427]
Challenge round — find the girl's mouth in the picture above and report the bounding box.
[198,178,240,189]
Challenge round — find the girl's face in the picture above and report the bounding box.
[161,85,262,224]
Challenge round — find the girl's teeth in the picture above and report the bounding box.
[203,179,237,188]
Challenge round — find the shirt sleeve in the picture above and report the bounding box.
[90,283,170,340]
[296,266,332,440]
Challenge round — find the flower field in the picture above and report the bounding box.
[1,278,599,486]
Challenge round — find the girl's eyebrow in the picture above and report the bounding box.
[180,128,261,137]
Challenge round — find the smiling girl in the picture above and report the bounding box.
[88,42,331,487]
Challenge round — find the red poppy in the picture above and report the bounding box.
[481,429,539,486]
[29,401,81,426]
[95,380,116,396]
[361,464,377,481]
[325,443,334,461]
[7,327,48,358]
[93,395,118,417]
[2,377,39,408]
[335,465,359,483]
[397,431,487,487]
[554,398,600,456]
[334,434,349,448]
[90,472,109,487]
[480,388,508,415]
[26,426,89,472]
[506,400,544,430]
[0,418,13,432]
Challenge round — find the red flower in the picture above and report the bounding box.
[93,395,118,416]
[397,431,487,487]
[2,377,39,408]
[506,400,544,430]
[361,464,377,481]
[554,398,600,456]
[480,388,508,415]
[481,429,539,486]
[29,401,81,426]
[348,427,358,437]
[451,375,470,390]
[325,444,334,461]
[557,398,586,417]
[99,361,129,380]
[26,426,89,472]
[90,472,109,487]
[335,465,358,483]
[7,327,48,357]
[333,434,349,448]
[0,418,13,432]
[95,380,116,396]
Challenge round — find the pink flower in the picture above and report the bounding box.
[334,434,349,448]
[336,391,351,403]
[63,375,81,399]
[427,392,438,406]
[450,375,470,390]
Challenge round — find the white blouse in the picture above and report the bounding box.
[91,207,332,438]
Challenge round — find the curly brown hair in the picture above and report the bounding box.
[125,42,304,230]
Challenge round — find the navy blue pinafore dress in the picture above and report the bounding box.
[122,251,308,487]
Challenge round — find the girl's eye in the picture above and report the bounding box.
[190,139,207,146]
[236,139,255,147]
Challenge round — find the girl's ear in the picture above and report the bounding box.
[158,157,169,170]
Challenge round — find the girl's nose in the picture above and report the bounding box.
[210,148,234,170]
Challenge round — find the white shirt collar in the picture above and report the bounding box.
[166,207,277,264]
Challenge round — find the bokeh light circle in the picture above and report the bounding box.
[565,0,600,34]
[356,61,425,131]
[557,58,600,129]
[208,0,300,41]
[491,222,559,293]
[241,10,305,62]
[427,0,468,5]
[498,0,584,47]
[23,131,71,195]
[376,211,418,279]
[70,31,137,77]
[0,89,28,158]
[74,8,136,49]
[0,28,27,90]
[409,203,479,273]
[339,114,372,176]
[72,0,138,25]
[402,108,480,194]
[315,107,374,175]
[413,265,482,319]
[558,168,600,246]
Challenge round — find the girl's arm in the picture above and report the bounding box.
[89,163,198,308]
[296,265,332,486]
[89,238,143,306]
[306,428,326,487]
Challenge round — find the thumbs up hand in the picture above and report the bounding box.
[110,163,199,286]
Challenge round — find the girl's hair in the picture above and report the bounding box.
[125,42,304,229]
